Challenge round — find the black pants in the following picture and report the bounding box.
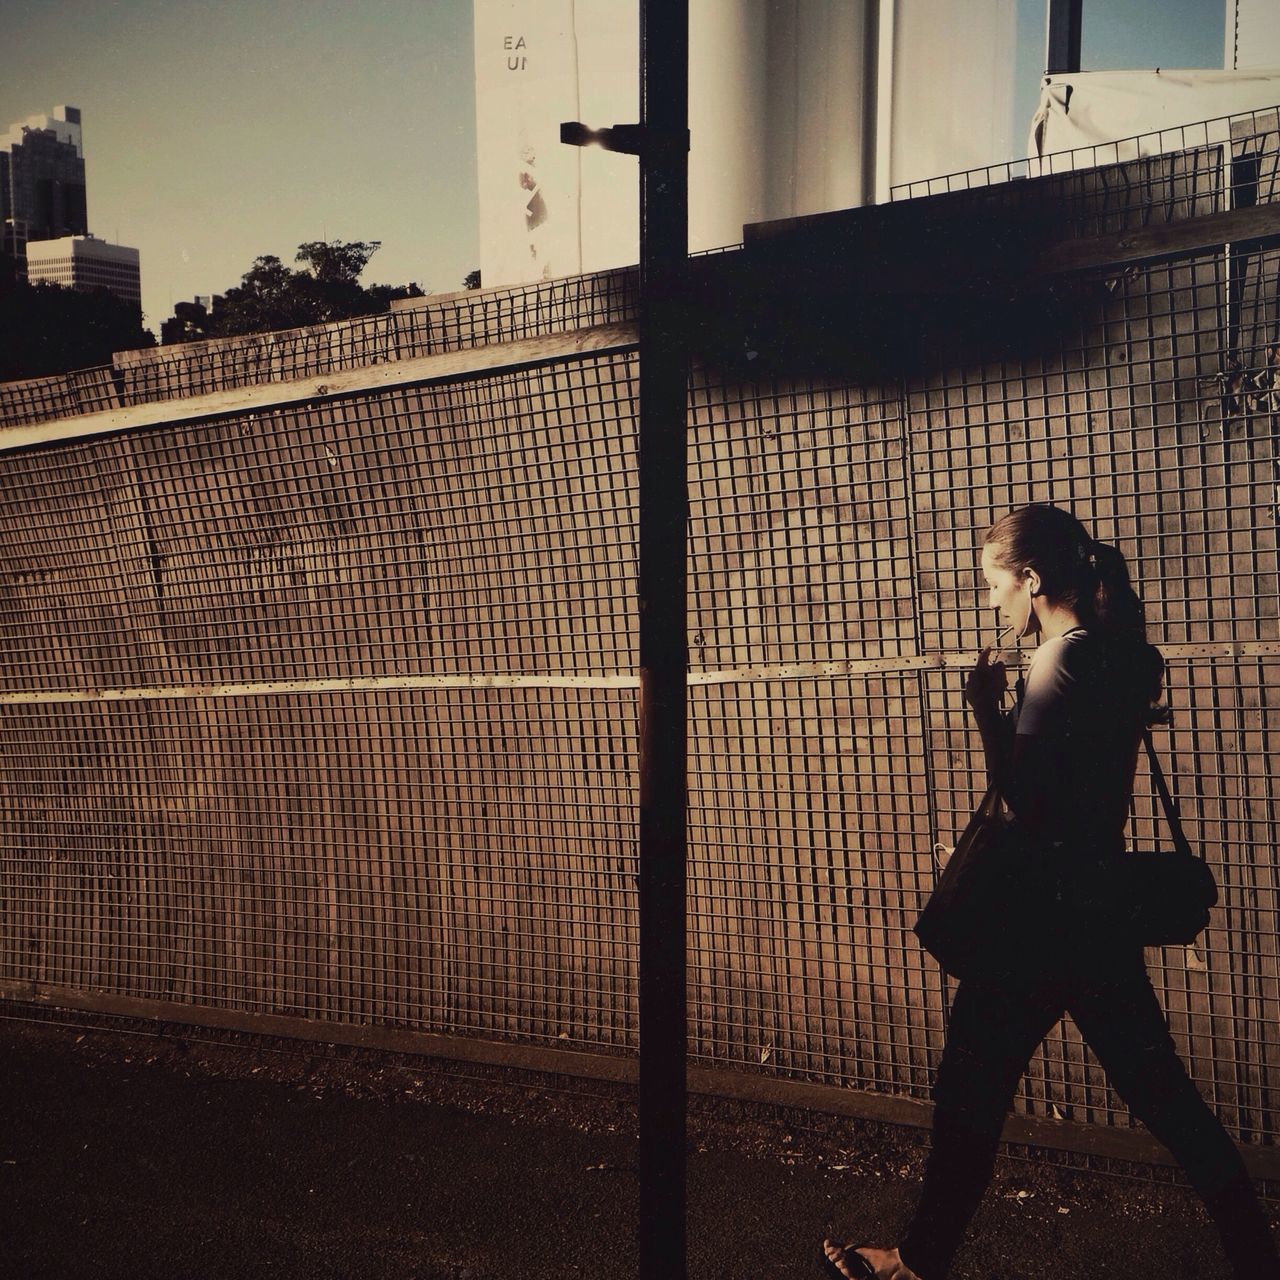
[898,963,1278,1279]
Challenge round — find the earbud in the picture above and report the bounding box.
[1017,571,1041,637]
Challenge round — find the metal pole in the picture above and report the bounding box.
[638,1,689,1276]
[1045,0,1083,74]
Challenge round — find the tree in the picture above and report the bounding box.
[164,240,427,342]
[295,239,381,285]
[0,260,155,381]
[207,255,310,336]
[463,269,481,290]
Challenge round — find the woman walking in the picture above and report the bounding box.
[824,504,1279,1279]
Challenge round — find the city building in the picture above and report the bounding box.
[25,235,141,310]
[1,105,88,273]
[160,296,216,344]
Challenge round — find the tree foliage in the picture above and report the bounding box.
[295,239,381,285]
[0,254,155,381]
[164,239,425,343]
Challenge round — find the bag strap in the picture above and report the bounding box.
[1141,728,1196,860]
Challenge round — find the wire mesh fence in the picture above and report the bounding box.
[891,104,1280,210]
[0,365,121,428]
[0,269,639,432]
[118,269,640,418]
[1,126,1279,1158]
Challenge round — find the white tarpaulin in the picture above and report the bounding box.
[1029,68,1280,164]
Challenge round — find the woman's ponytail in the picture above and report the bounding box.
[1086,538,1143,640]
[1085,537,1165,706]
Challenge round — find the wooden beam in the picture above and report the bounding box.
[0,640,1270,707]
[1036,202,1280,276]
[735,199,1280,303]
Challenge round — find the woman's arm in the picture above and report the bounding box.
[965,648,1013,785]
[972,705,1054,834]
[971,702,1014,787]
[964,648,1050,831]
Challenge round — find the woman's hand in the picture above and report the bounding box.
[964,647,1007,718]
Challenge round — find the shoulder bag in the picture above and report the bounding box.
[912,777,1032,981]
[914,727,1217,979]
[1115,729,1218,946]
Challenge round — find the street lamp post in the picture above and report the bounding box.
[562,3,689,1274]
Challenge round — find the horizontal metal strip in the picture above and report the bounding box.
[690,641,1280,683]
[3,984,1276,1180]
[0,320,640,453]
[0,641,1274,705]
[0,672,642,705]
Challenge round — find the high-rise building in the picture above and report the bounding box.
[25,235,141,310]
[2,105,88,274]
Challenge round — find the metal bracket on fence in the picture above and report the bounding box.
[560,121,690,159]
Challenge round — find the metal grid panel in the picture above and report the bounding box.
[689,675,942,1095]
[391,267,638,361]
[0,365,120,428]
[0,686,638,1050]
[907,251,1278,653]
[0,269,640,430]
[1234,108,1280,209]
[688,369,915,669]
[891,106,1280,206]
[922,656,1280,1133]
[0,436,152,690]
[0,356,639,691]
[114,314,400,405]
[1155,657,1280,1144]
[107,269,640,412]
[941,141,1228,240]
[1,166,1278,1155]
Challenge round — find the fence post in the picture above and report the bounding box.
[638,2,689,1276]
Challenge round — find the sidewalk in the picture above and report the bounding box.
[0,1014,1256,1279]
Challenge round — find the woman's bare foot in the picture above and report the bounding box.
[821,1239,922,1279]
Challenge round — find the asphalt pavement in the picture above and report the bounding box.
[0,1015,1263,1279]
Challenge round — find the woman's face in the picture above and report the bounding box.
[980,543,1037,636]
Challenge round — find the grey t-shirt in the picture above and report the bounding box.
[1012,627,1144,845]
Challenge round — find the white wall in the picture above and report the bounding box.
[474,0,1022,287]
[888,0,1018,191]
[759,1,872,220]
[473,0,583,287]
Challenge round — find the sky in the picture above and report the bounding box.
[3,0,479,334]
[3,0,1226,340]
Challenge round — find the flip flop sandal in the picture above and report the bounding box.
[821,1241,877,1279]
